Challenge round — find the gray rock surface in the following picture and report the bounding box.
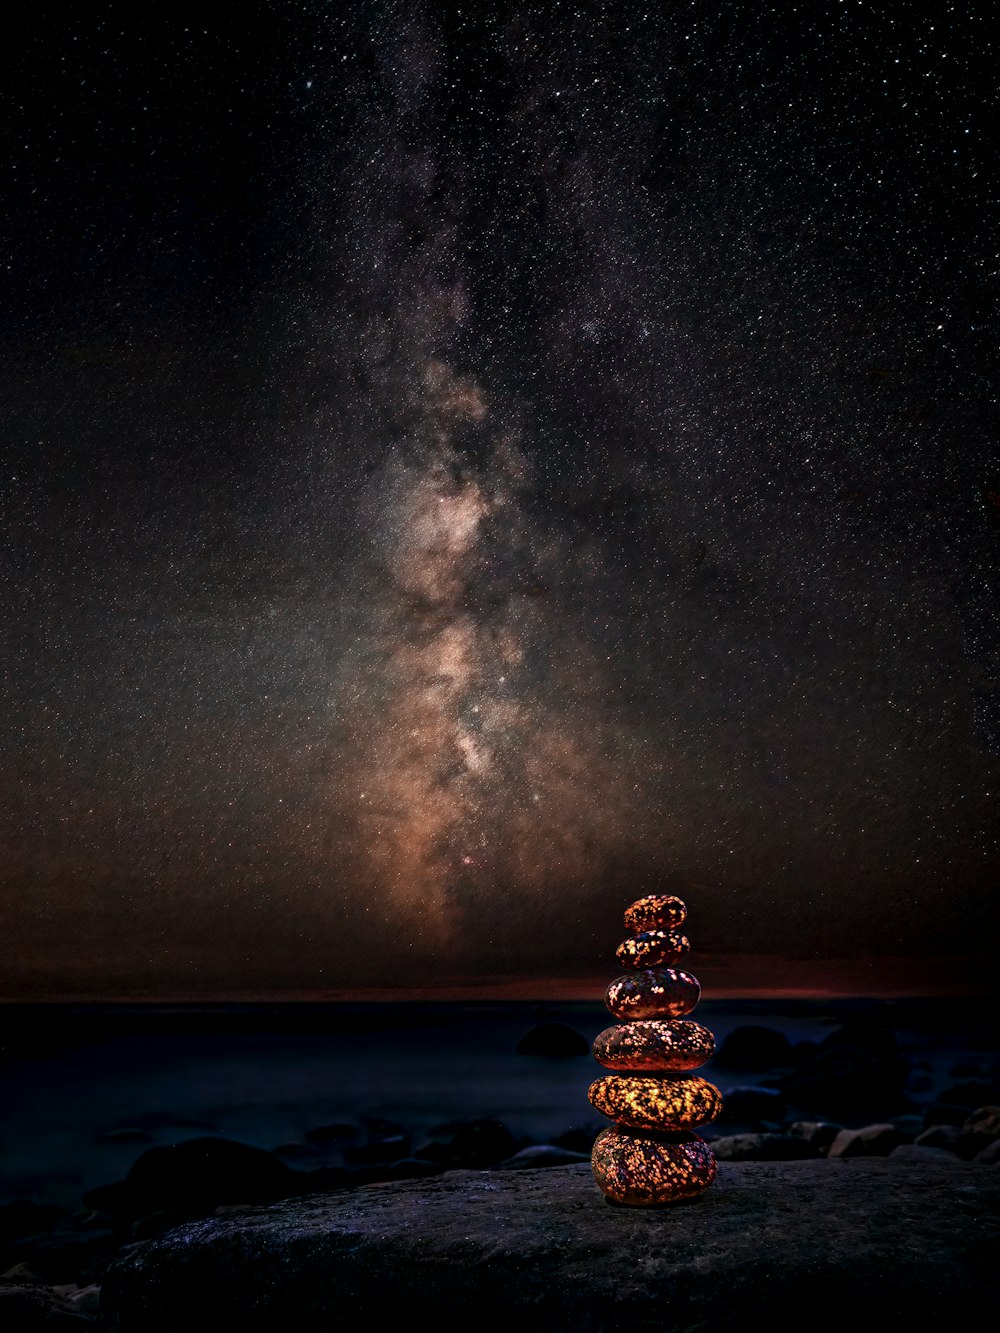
[101,1160,1000,1333]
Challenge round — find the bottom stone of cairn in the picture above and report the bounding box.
[591,1125,717,1206]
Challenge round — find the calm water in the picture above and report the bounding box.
[1,999,996,1206]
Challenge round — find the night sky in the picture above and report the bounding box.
[3,1,998,999]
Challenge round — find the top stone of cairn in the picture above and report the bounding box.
[623,894,687,935]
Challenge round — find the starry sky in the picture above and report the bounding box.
[2,1,998,999]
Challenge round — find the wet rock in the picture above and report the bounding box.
[715,1025,793,1071]
[710,1133,817,1161]
[828,1124,912,1158]
[515,1021,589,1057]
[100,1160,1000,1331]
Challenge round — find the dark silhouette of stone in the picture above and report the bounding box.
[715,1026,794,1071]
[82,1138,293,1227]
[828,1124,913,1158]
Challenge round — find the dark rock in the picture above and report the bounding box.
[975,1139,1000,1165]
[433,1119,519,1168]
[83,1138,293,1226]
[791,1039,818,1066]
[0,1229,118,1285]
[710,1133,817,1161]
[303,1124,360,1146]
[935,1081,1000,1110]
[719,1086,787,1122]
[342,1137,410,1167]
[923,1103,970,1130]
[817,1016,900,1062]
[0,1281,93,1327]
[497,1146,590,1169]
[380,1159,443,1181]
[0,1202,69,1247]
[272,1143,320,1162]
[891,1115,925,1139]
[889,1144,960,1163]
[100,1160,1000,1332]
[551,1127,599,1153]
[360,1117,406,1143]
[828,1124,912,1158]
[515,1021,589,1057]
[949,1062,984,1078]
[964,1105,1000,1138]
[779,1022,911,1116]
[916,1125,962,1152]
[715,1025,793,1071]
[784,1121,842,1153]
[96,1128,153,1145]
[129,1211,185,1242]
[285,1168,351,1195]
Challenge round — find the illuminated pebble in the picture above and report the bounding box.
[591,1126,717,1205]
[605,968,701,1021]
[588,1073,722,1130]
[592,1018,715,1072]
[623,894,686,934]
[615,931,690,969]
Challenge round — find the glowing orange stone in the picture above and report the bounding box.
[615,930,690,968]
[605,967,701,1021]
[588,1073,722,1130]
[592,1018,715,1072]
[591,1126,717,1205]
[622,894,687,934]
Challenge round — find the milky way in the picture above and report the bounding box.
[1,1,997,995]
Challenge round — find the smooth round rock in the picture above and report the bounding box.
[591,1126,717,1205]
[589,1074,722,1131]
[593,1019,715,1072]
[623,894,687,934]
[616,931,690,968]
[605,968,701,1021]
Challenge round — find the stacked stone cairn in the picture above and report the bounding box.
[589,893,722,1205]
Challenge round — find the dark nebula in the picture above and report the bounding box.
[2,1,997,997]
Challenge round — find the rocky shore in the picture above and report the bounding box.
[2,1010,998,1328]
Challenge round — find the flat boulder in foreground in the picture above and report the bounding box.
[101,1159,1000,1332]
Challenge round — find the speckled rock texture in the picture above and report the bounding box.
[592,1018,715,1071]
[604,968,701,1021]
[100,1159,1000,1332]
